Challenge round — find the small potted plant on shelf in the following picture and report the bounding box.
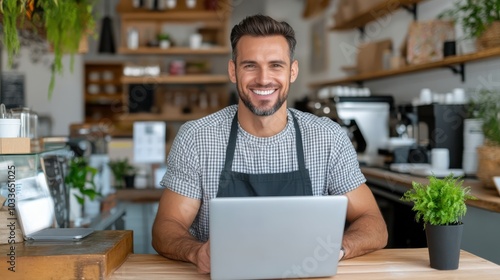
[469,88,500,189]
[64,157,101,223]
[438,0,500,51]
[401,174,476,270]
[157,33,171,49]
[108,158,137,189]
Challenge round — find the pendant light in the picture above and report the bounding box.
[98,0,116,53]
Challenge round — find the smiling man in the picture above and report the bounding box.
[152,14,387,274]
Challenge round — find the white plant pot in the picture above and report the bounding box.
[160,40,171,49]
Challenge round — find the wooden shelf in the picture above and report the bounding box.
[121,74,229,84]
[85,94,123,104]
[118,10,225,21]
[118,46,230,55]
[331,0,425,31]
[310,47,500,88]
[118,112,213,122]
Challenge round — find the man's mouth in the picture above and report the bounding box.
[252,89,276,96]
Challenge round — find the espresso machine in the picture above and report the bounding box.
[333,96,394,166]
[416,104,468,169]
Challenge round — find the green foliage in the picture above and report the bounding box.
[108,158,136,189]
[438,0,500,39]
[0,0,96,99]
[401,175,476,228]
[469,88,500,146]
[157,33,170,41]
[64,157,101,206]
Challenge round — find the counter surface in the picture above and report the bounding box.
[361,166,500,213]
[111,248,500,279]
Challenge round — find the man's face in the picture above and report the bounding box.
[229,35,298,116]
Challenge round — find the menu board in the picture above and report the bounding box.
[0,73,25,109]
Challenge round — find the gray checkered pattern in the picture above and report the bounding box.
[161,105,366,242]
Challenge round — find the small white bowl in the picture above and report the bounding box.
[493,177,500,196]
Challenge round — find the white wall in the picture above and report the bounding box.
[1,49,83,136]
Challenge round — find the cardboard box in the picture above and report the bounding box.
[356,39,393,73]
[0,138,30,154]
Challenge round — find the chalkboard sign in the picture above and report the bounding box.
[41,155,70,228]
[0,72,25,109]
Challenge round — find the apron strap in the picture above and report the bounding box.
[224,111,307,171]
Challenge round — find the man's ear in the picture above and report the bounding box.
[290,60,299,83]
[228,60,236,83]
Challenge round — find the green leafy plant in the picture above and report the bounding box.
[64,157,101,206]
[157,33,170,41]
[108,158,136,189]
[468,89,500,146]
[438,0,500,40]
[401,175,476,228]
[0,0,96,98]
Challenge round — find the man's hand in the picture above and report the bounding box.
[195,240,211,273]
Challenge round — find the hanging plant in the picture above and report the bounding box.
[1,0,96,99]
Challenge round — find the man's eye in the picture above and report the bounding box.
[243,64,255,69]
[272,64,283,68]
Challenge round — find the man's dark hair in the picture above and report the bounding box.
[230,14,296,62]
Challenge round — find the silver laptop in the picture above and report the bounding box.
[209,195,348,280]
[14,173,94,241]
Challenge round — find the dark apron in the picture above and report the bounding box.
[217,112,313,197]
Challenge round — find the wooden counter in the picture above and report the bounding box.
[0,230,133,280]
[361,166,500,213]
[111,248,500,279]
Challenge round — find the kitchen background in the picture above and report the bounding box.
[2,0,499,136]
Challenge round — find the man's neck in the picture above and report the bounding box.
[237,104,288,137]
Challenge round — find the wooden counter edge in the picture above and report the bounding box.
[361,167,500,213]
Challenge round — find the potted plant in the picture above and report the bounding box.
[438,0,500,50]
[108,158,137,189]
[157,33,171,49]
[1,0,96,98]
[401,175,476,270]
[64,157,101,221]
[469,88,500,188]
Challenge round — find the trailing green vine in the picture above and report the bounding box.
[1,0,96,99]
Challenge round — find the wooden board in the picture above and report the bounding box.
[0,230,133,280]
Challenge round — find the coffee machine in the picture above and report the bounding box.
[416,104,468,169]
[333,96,394,166]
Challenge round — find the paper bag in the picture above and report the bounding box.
[407,20,455,65]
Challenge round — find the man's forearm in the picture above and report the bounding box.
[152,219,203,264]
[342,213,388,259]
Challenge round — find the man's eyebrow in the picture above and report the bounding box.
[238,60,288,65]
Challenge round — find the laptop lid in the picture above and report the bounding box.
[209,195,348,280]
[15,172,94,241]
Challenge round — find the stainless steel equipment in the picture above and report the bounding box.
[334,96,393,166]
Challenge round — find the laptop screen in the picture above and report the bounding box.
[209,195,348,280]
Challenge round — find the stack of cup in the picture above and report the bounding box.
[462,119,484,176]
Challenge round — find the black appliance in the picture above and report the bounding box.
[416,104,468,169]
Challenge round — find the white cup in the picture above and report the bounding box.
[189,33,202,49]
[431,148,450,171]
[493,176,500,196]
[462,150,478,175]
[420,88,433,104]
[453,88,467,104]
[0,118,21,138]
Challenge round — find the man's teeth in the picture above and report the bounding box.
[253,89,275,95]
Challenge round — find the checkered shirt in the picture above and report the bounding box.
[161,105,366,242]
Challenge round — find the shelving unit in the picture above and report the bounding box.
[310,46,500,88]
[84,61,124,123]
[82,0,233,137]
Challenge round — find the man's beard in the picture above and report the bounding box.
[239,92,287,116]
